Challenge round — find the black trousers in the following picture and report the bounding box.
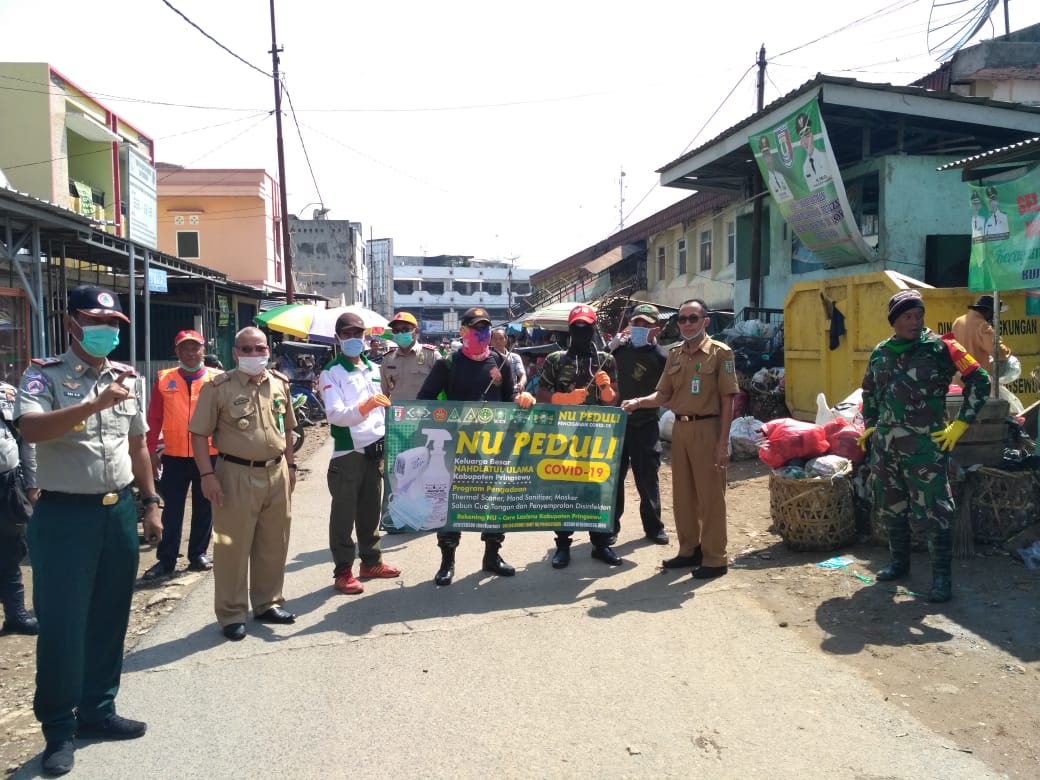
[613,421,664,536]
[437,531,504,550]
[0,529,28,612]
[156,455,216,567]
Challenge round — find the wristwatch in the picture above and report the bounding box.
[141,495,161,507]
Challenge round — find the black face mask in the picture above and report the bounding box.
[569,324,594,352]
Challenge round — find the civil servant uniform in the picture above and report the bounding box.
[15,351,145,743]
[657,338,740,568]
[379,342,439,401]
[188,368,296,627]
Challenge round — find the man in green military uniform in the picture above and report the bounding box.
[189,326,298,642]
[859,290,990,603]
[15,285,163,776]
[537,304,622,568]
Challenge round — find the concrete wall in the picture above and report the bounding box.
[646,213,736,310]
[0,63,57,199]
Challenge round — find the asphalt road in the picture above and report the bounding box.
[15,436,998,778]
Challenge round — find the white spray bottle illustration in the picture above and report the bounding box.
[421,428,453,530]
[388,445,431,531]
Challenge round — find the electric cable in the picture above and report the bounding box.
[281,78,325,211]
[158,0,272,79]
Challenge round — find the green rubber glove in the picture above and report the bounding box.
[856,426,876,452]
[930,419,969,451]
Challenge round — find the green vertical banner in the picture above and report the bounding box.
[381,401,626,533]
[967,167,1040,292]
[749,96,876,268]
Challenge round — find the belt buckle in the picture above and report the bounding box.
[102,492,119,506]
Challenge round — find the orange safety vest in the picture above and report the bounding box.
[157,367,220,457]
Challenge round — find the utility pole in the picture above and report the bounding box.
[618,167,626,231]
[748,44,766,309]
[269,0,294,303]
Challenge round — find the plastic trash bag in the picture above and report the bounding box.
[758,418,829,469]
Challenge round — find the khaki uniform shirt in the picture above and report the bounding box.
[657,338,740,417]
[380,344,439,401]
[188,369,296,461]
[14,350,145,493]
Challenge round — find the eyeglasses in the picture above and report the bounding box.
[236,345,269,354]
[676,315,702,324]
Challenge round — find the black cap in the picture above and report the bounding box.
[334,312,366,333]
[968,295,1007,314]
[68,285,130,323]
[460,307,491,327]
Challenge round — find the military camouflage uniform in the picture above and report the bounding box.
[861,328,989,596]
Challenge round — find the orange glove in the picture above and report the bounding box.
[593,370,611,387]
[516,392,535,409]
[599,385,616,403]
[551,388,588,405]
[359,393,391,416]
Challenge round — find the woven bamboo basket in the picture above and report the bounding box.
[769,471,855,551]
[968,467,1040,544]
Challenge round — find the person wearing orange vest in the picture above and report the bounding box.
[143,330,222,580]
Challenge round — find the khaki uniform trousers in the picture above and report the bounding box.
[211,460,291,625]
[670,417,728,567]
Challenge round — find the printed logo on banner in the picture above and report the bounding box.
[775,126,794,168]
[478,408,494,424]
[393,406,404,421]
[447,408,461,421]
[433,407,448,422]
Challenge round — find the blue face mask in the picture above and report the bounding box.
[629,326,650,348]
[340,338,365,358]
[79,324,120,358]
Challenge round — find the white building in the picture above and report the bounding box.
[288,214,368,306]
[391,255,533,338]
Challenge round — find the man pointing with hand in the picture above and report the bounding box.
[15,285,161,775]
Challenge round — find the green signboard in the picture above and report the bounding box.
[968,167,1040,292]
[749,96,875,268]
[381,400,627,534]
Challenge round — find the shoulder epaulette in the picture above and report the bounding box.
[269,369,290,382]
[421,343,437,350]
[31,357,62,366]
[669,342,684,351]
[108,361,135,374]
[211,371,233,386]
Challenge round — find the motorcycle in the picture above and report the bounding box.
[290,386,327,453]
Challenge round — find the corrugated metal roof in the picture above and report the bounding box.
[936,136,1040,171]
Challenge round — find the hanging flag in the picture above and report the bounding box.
[748,96,876,269]
[968,168,1040,292]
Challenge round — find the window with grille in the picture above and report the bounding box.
[699,229,712,272]
[677,238,687,276]
[657,246,666,281]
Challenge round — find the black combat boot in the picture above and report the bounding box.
[434,545,456,586]
[876,519,911,581]
[0,579,38,636]
[551,536,572,569]
[482,540,515,577]
[927,526,953,603]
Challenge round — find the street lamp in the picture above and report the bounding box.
[297,202,330,220]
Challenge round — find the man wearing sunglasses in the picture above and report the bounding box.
[380,311,439,401]
[621,298,738,579]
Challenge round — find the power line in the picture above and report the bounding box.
[772,0,924,59]
[281,78,324,210]
[158,0,272,79]
[156,113,272,184]
[155,111,271,140]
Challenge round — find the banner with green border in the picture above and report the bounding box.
[748,96,875,268]
[381,400,627,533]
[967,167,1040,292]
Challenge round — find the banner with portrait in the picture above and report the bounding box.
[967,167,1040,292]
[748,96,876,269]
[381,400,626,534]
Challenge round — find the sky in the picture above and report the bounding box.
[2,0,1038,272]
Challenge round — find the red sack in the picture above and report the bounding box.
[823,417,865,464]
[758,418,829,469]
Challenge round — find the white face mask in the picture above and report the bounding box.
[237,355,268,376]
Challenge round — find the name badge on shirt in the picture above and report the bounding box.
[690,377,701,395]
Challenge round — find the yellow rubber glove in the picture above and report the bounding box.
[593,370,611,387]
[551,388,588,405]
[931,419,969,451]
[359,393,391,417]
[515,392,535,409]
[856,426,876,452]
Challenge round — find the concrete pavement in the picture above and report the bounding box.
[16,436,998,778]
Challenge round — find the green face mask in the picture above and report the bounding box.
[79,324,120,358]
[392,332,415,349]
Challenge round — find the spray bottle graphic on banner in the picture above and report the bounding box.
[385,428,453,531]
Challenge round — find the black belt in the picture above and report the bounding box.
[41,485,132,506]
[219,453,283,468]
[675,414,719,422]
